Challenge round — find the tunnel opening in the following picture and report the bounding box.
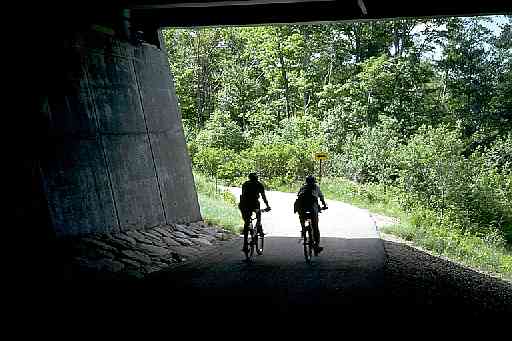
[15,3,511,319]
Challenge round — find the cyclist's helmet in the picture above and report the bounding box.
[306,175,316,185]
[249,172,258,181]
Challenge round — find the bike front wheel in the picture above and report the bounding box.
[256,232,264,255]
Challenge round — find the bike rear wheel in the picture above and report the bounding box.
[249,227,257,260]
[303,225,313,263]
[243,226,256,261]
[243,241,251,261]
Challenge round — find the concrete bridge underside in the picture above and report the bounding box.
[17,0,511,254]
[21,24,201,246]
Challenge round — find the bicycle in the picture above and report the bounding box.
[243,207,270,261]
[301,206,327,264]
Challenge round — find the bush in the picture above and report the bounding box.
[193,147,228,178]
[195,110,247,151]
[469,159,512,242]
[329,119,400,184]
[396,125,512,242]
[278,114,322,142]
[222,189,238,207]
[396,125,468,212]
[242,140,321,184]
[482,131,512,173]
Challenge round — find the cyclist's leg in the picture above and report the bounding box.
[311,213,320,247]
[311,215,323,256]
[241,208,251,251]
[254,203,263,234]
[298,212,306,238]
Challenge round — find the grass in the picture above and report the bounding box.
[318,177,512,281]
[197,193,242,233]
[194,173,242,233]
[319,177,403,217]
[272,176,403,218]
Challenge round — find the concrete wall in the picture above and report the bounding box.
[39,28,201,237]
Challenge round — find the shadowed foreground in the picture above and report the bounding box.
[19,188,511,324]
[19,236,511,328]
[148,237,385,313]
[143,237,511,320]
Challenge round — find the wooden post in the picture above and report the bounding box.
[314,152,328,184]
[319,159,322,184]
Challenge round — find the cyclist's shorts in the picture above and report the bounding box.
[238,200,260,211]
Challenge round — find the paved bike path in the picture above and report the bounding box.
[227,187,380,239]
[148,188,385,315]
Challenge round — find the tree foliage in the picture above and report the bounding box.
[164,15,512,243]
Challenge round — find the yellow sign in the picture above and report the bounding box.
[314,152,328,160]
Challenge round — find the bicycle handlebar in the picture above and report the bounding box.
[251,207,270,221]
[303,206,328,215]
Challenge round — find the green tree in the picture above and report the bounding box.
[163,28,226,128]
[438,17,498,135]
[489,17,512,133]
[195,110,246,151]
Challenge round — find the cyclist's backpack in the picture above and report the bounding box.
[294,184,316,213]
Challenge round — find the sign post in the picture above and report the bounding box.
[314,152,328,183]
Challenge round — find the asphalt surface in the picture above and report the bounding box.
[149,236,385,314]
[146,188,512,321]
[144,188,387,318]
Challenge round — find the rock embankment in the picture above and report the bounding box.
[57,222,237,279]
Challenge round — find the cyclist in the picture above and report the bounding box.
[295,175,328,255]
[238,173,271,253]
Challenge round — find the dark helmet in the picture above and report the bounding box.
[248,172,258,181]
[306,175,316,185]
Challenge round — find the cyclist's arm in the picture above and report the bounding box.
[317,186,327,207]
[259,184,270,209]
[261,191,270,208]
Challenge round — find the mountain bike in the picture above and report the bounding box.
[243,207,270,261]
[302,206,327,264]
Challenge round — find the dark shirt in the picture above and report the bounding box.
[240,180,267,209]
[297,183,325,212]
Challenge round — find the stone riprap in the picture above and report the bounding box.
[59,222,237,279]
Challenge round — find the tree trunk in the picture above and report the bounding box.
[195,31,203,128]
[302,28,309,116]
[355,24,361,63]
[277,36,291,119]
[393,22,401,57]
